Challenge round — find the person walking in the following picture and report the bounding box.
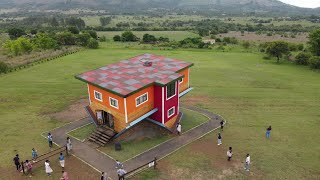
[45,160,53,176]
[13,154,21,172]
[48,132,53,149]
[177,122,182,135]
[266,126,272,139]
[227,147,232,161]
[66,137,72,153]
[25,160,33,177]
[217,133,222,145]
[32,148,38,163]
[60,171,69,180]
[117,168,127,180]
[115,160,123,169]
[101,172,108,180]
[59,153,65,170]
[220,120,224,131]
[244,154,250,171]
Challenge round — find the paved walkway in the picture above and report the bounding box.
[50,104,223,179]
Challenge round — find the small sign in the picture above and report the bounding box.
[148,161,155,167]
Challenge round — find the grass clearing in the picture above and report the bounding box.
[68,123,95,141]
[98,108,208,162]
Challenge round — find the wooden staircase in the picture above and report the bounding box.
[88,126,116,146]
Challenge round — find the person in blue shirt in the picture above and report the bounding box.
[59,153,65,170]
[48,132,53,148]
[32,148,38,163]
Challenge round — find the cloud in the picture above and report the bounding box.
[279,0,320,8]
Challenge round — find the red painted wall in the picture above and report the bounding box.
[164,81,179,124]
[150,85,163,123]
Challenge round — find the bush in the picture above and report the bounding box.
[121,31,139,42]
[288,43,298,51]
[0,61,9,73]
[142,34,157,43]
[87,38,99,49]
[308,56,320,69]
[242,41,250,49]
[113,35,121,41]
[68,26,80,34]
[295,52,311,65]
[297,44,304,51]
[77,33,91,46]
[99,36,107,42]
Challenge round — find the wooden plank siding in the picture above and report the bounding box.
[178,68,190,93]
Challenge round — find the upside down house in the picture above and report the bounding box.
[75,54,193,138]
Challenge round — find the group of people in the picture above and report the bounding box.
[218,120,272,172]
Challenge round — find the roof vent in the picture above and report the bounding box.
[143,61,152,67]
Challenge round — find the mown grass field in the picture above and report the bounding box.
[0,41,319,179]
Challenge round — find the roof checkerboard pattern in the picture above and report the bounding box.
[76,54,193,97]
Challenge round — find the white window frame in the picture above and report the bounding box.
[109,97,119,109]
[166,82,176,100]
[136,92,148,107]
[179,78,184,84]
[94,90,103,102]
[167,106,175,118]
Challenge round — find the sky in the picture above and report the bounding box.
[279,0,320,8]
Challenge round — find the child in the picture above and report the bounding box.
[45,160,53,176]
[60,171,69,180]
[13,154,21,171]
[32,148,38,163]
[25,160,33,177]
[244,154,250,171]
[115,160,123,169]
[48,132,53,148]
[220,120,224,131]
[66,137,72,153]
[217,133,222,145]
[176,123,182,135]
[266,126,272,139]
[227,147,232,161]
[59,153,65,170]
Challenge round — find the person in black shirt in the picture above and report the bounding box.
[266,126,272,139]
[13,154,21,171]
[220,120,224,131]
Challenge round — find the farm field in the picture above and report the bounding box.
[98,31,199,41]
[0,42,319,179]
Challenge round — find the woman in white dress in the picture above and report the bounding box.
[45,160,53,176]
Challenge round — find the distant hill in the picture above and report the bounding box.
[0,0,319,15]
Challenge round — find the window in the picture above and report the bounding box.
[109,97,119,109]
[168,106,175,118]
[94,90,102,102]
[166,82,176,100]
[179,78,184,84]
[136,93,148,107]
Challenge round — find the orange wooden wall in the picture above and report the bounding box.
[178,68,190,93]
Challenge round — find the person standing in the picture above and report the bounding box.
[115,160,123,169]
[48,132,53,149]
[60,171,68,180]
[266,126,272,139]
[45,160,53,176]
[220,120,224,131]
[227,147,232,161]
[59,153,65,170]
[117,168,127,180]
[101,172,108,180]
[66,137,72,153]
[244,154,250,171]
[13,154,21,171]
[25,160,33,177]
[177,122,182,135]
[217,133,222,145]
[32,148,38,163]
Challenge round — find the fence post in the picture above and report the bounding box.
[154,157,157,170]
[65,146,69,156]
[21,161,25,174]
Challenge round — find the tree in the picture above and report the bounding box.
[308,29,320,56]
[8,28,26,39]
[55,32,76,45]
[242,41,250,49]
[295,52,312,65]
[2,37,33,56]
[100,17,112,26]
[0,61,9,73]
[87,38,99,49]
[33,33,59,50]
[266,41,289,63]
[30,29,37,35]
[308,56,320,69]
[121,31,138,42]
[84,30,98,39]
[68,26,80,34]
[65,17,85,29]
[76,33,91,46]
[99,35,107,42]
[142,34,157,43]
[113,35,121,42]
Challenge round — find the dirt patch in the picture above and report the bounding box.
[49,99,88,122]
[1,155,99,180]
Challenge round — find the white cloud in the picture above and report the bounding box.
[279,0,320,8]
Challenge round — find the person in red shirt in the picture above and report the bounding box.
[25,160,33,177]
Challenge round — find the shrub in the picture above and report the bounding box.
[113,35,121,41]
[121,31,139,42]
[308,56,320,69]
[77,33,91,46]
[242,41,250,49]
[87,38,99,49]
[142,34,157,43]
[0,61,9,73]
[99,36,107,42]
[295,52,312,65]
[297,43,304,51]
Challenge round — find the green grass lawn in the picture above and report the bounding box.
[98,108,208,162]
[0,41,319,179]
[68,123,95,141]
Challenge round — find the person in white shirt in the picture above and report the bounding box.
[227,147,232,161]
[244,154,250,171]
[176,123,182,135]
[117,168,127,180]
